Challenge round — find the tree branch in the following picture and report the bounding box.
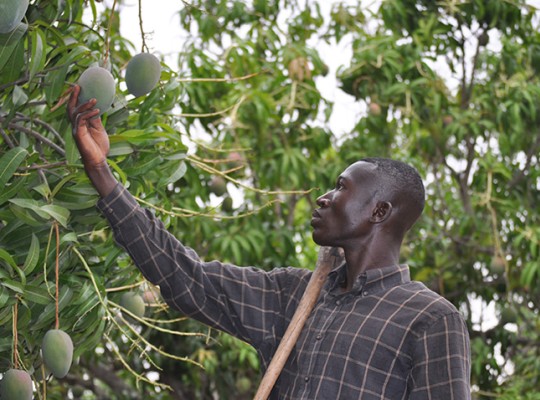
[0,126,15,148]
[82,361,144,399]
[14,113,66,145]
[7,123,65,156]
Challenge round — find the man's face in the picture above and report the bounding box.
[311,161,380,247]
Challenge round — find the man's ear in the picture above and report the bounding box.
[370,201,392,223]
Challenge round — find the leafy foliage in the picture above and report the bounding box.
[0,0,539,398]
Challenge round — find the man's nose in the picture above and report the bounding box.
[316,195,330,208]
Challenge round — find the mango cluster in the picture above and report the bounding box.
[77,53,162,115]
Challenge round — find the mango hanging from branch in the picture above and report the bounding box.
[125,53,161,97]
[41,329,74,379]
[0,369,33,400]
[77,66,116,116]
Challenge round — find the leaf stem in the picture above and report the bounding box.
[54,222,60,329]
[12,300,18,369]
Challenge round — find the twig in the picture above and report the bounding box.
[19,161,67,171]
[105,281,145,292]
[104,0,118,64]
[110,300,208,338]
[178,70,266,83]
[138,0,147,53]
[0,126,15,148]
[7,123,65,156]
[104,333,172,391]
[13,114,65,145]
[135,196,280,219]
[54,222,60,330]
[73,246,203,388]
[188,155,315,196]
[171,99,243,118]
[13,300,19,369]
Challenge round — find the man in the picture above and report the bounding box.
[68,87,471,399]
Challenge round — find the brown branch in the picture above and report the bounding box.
[457,22,468,110]
[7,123,65,156]
[0,126,15,148]
[62,372,108,399]
[138,0,147,53]
[81,361,144,399]
[19,161,67,171]
[13,114,65,145]
[54,222,60,330]
[463,29,484,106]
[442,157,474,216]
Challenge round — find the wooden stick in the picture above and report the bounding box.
[253,247,343,400]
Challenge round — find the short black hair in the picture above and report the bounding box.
[361,157,425,230]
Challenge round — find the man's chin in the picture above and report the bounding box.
[311,232,332,247]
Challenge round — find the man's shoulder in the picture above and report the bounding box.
[393,280,465,330]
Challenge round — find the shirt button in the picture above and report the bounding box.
[336,300,341,306]
[363,290,368,296]
[304,376,310,382]
[316,334,322,340]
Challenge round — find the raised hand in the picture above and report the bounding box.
[66,85,117,197]
[67,85,110,170]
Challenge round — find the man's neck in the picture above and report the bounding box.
[341,238,402,292]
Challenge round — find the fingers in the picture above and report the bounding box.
[67,85,79,113]
[67,85,99,123]
[72,108,101,136]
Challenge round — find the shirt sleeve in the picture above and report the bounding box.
[96,184,312,348]
[408,312,471,400]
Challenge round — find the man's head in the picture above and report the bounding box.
[359,157,425,230]
[311,158,425,248]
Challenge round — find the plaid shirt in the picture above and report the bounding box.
[98,184,471,399]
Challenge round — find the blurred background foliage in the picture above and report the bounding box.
[0,0,539,398]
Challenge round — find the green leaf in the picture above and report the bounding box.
[29,28,46,82]
[23,234,40,274]
[0,177,26,206]
[12,85,28,107]
[44,64,69,105]
[0,147,27,189]
[1,279,24,294]
[161,161,187,186]
[23,284,53,305]
[108,142,134,156]
[33,286,73,330]
[0,285,9,308]
[0,22,27,72]
[9,198,49,219]
[40,204,71,227]
[0,248,17,268]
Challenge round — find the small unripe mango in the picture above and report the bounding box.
[77,66,116,115]
[120,292,146,319]
[208,176,227,196]
[0,0,29,34]
[42,329,74,379]
[221,196,233,212]
[0,369,33,400]
[125,53,161,97]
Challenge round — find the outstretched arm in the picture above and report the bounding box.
[67,85,118,198]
